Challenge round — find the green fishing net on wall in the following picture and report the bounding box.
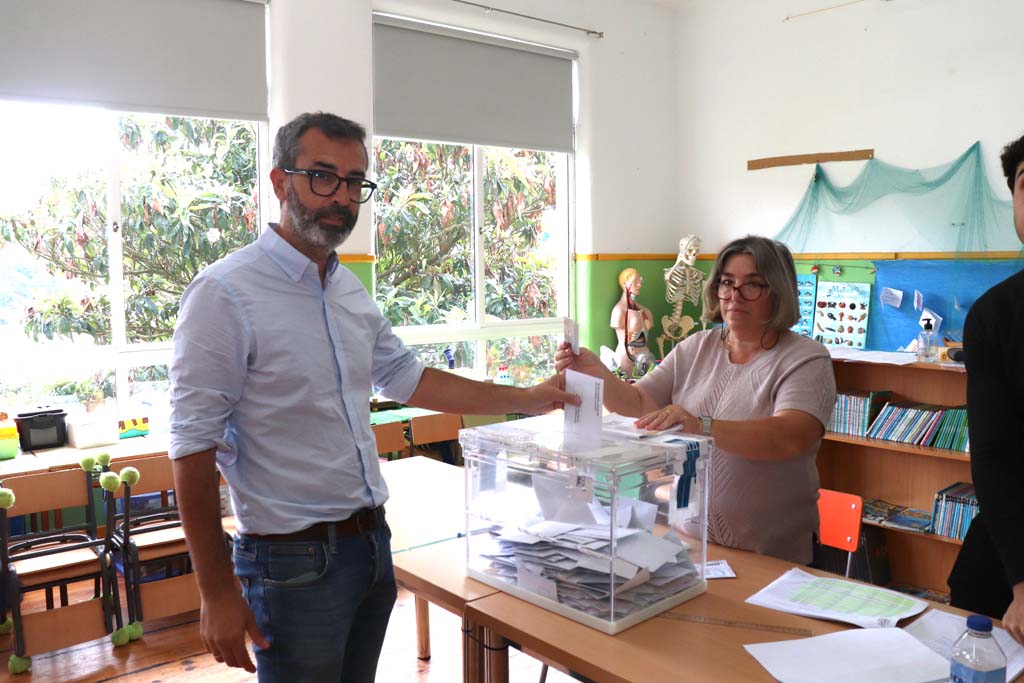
[772,142,1021,350]
[774,142,1017,253]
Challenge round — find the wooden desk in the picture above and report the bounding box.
[461,544,976,683]
[392,537,499,669]
[380,456,472,661]
[370,406,438,426]
[380,456,465,554]
[1,435,171,477]
[0,451,48,477]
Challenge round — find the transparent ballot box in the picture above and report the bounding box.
[461,413,710,634]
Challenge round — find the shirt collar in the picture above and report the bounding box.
[259,224,339,283]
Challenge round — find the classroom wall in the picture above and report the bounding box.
[674,0,1024,252]
[268,0,685,258]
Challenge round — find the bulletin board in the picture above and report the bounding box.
[866,259,1023,351]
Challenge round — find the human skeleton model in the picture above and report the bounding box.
[610,268,654,377]
[658,234,705,358]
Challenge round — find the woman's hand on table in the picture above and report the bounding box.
[636,403,695,432]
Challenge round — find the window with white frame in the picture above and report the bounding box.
[371,16,576,386]
[0,100,260,425]
[373,138,570,385]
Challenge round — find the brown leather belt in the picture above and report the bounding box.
[251,506,386,542]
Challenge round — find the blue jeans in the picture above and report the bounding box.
[233,524,397,683]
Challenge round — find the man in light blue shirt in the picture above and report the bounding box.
[169,112,577,682]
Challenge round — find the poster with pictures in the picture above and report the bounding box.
[812,282,871,349]
[791,273,817,337]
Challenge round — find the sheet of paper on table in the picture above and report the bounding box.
[744,628,948,683]
[746,568,927,628]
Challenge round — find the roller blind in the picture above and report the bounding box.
[373,16,575,153]
[0,0,268,121]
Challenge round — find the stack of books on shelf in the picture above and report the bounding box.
[930,482,978,541]
[827,390,891,436]
[889,584,950,604]
[864,401,970,451]
[862,498,934,533]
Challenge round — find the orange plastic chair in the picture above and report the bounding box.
[817,488,862,578]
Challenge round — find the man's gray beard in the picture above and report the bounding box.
[285,185,354,250]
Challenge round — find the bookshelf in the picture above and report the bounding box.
[818,359,968,595]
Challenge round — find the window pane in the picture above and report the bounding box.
[127,364,170,434]
[482,147,565,321]
[0,100,112,405]
[486,334,558,387]
[374,139,473,327]
[407,341,476,372]
[119,114,258,343]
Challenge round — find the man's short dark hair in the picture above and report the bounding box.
[1000,133,1024,194]
[273,112,367,169]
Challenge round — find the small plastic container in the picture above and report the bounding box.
[0,421,20,460]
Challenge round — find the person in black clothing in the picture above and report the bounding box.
[949,132,1024,644]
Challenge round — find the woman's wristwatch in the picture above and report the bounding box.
[698,415,713,436]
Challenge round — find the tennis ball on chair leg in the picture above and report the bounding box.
[127,621,144,640]
[8,654,31,674]
[0,617,11,635]
[119,467,141,487]
[111,626,130,646]
[99,472,121,493]
[0,488,15,510]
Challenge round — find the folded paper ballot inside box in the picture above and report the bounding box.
[460,413,711,634]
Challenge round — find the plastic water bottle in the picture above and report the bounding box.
[950,614,1006,683]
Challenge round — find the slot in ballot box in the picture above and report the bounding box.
[460,413,710,634]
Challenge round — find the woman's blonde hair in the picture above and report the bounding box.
[701,236,800,331]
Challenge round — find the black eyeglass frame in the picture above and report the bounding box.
[715,279,772,302]
[282,168,378,203]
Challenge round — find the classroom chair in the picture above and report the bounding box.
[408,412,464,464]
[110,457,207,627]
[372,421,409,460]
[0,467,123,672]
[817,487,863,579]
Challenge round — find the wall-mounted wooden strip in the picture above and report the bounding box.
[575,253,718,262]
[792,252,896,260]
[748,148,874,171]
[578,250,1018,263]
[896,251,1023,260]
[337,254,375,263]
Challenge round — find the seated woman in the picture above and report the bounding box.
[556,235,836,564]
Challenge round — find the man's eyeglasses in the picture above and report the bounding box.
[716,279,771,302]
[283,168,377,203]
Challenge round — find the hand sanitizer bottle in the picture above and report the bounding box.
[917,318,936,363]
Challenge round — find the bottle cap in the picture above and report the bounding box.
[923,318,933,330]
[967,614,993,632]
